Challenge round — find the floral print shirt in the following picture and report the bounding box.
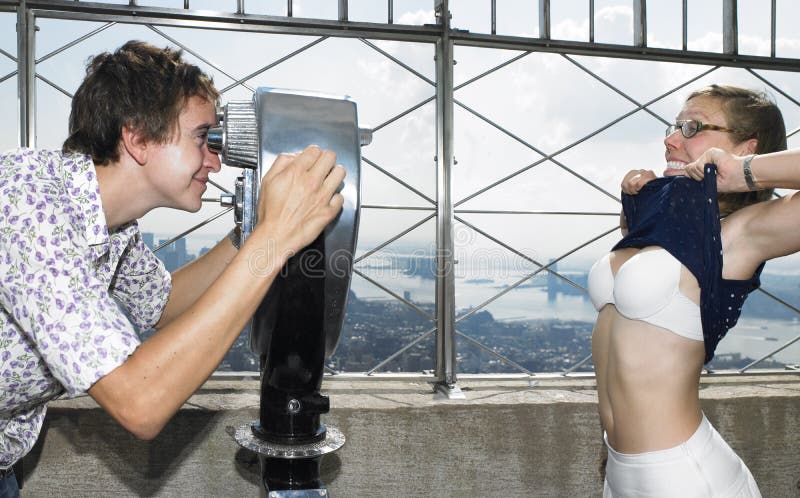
[0,148,172,468]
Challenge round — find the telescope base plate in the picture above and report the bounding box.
[235,422,345,459]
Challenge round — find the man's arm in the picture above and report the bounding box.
[155,231,238,329]
[90,229,284,440]
[88,146,345,440]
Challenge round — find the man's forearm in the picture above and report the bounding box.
[155,231,238,328]
[89,228,287,440]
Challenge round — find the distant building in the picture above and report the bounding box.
[547,260,558,302]
[141,232,195,273]
[546,259,589,302]
[142,232,154,250]
[175,237,187,268]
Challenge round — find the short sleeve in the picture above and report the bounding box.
[110,228,172,331]
[0,190,140,396]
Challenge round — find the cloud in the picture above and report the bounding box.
[549,5,634,43]
[776,36,800,57]
[687,32,723,53]
[16,3,800,273]
[551,17,588,41]
[398,9,436,26]
[596,5,632,24]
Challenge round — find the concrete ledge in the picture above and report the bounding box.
[20,375,800,497]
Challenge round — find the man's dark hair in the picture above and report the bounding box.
[63,40,219,165]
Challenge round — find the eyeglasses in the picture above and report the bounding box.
[665,120,739,138]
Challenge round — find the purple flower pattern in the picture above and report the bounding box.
[0,148,172,468]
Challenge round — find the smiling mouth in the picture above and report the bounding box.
[663,161,688,175]
[665,161,686,171]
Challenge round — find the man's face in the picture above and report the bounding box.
[145,96,221,212]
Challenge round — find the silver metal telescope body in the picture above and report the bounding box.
[208,87,370,495]
[210,88,368,357]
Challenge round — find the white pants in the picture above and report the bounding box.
[603,415,761,498]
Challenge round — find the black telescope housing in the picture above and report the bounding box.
[252,235,329,446]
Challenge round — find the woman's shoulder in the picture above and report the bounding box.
[722,191,782,227]
[719,193,790,277]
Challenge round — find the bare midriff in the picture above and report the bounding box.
[592,247,706,454]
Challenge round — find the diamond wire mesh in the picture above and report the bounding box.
[451,55,800,374]
[8,2,800,375]
[24,14,442,373]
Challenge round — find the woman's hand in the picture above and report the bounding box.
[684,147,750,193]
[252,145,346,259]
[621,169,657,195]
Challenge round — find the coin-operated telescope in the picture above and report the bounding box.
[208,88,370,496]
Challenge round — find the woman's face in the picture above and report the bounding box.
[663,95,752,177]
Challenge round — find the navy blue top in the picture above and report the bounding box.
[612,164,764,364]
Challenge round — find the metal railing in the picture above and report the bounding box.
[2,0,799,386]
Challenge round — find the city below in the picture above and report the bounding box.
[142,234,799,374]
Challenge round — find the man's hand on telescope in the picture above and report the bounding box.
[252,145,345,260]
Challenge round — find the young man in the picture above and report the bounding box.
[0,41,345,497]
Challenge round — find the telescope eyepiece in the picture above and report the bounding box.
[207,125,224,155]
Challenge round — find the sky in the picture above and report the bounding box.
[1,0,800,278]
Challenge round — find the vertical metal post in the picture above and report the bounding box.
[236,0,244,15]
[682,0,688,50]
[433,0,458,392]
[388,0,393,24]
[288,0,292,17]
[538,0,550,39]
[589,0,594,43]
[491,0,496,35]
[184,0,189,9]
[633,0,646,47]
[723,0,737,54]
[17,1,34,148]
[770,0,776,58]
[338,0,348,22]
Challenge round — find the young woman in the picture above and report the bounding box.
[590,84,794,497]
[0,41,345,497]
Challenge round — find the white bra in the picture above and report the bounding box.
[587,248,703,341]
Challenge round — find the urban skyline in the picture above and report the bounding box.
[143,232,800,374]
